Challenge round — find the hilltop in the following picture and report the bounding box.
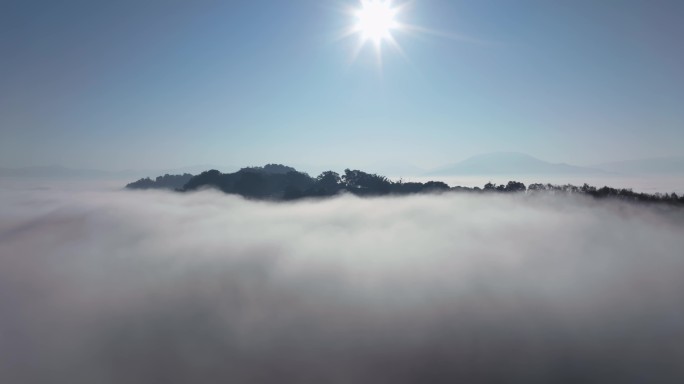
[125,164,684,206]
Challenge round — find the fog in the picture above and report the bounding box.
[401,174,684,195]
[1,182,684,383]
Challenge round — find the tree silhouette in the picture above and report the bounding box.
[126,173,193,190]
[423,181,450,191]
[316,171,342,193]
[342,169,391,195]
[504,181,526,192]
[234,172,266,198]
[126,164,683,206]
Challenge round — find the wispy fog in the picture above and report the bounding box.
[401,174,684,195]
[1,183,684,383]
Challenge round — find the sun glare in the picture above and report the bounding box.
[354,0,399,44]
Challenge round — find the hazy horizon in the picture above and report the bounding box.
[2,0,683,170]
[3,150,684,173]
[3,150,683,194]
[2,1,684,382]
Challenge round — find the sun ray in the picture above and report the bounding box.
[336,0,485,69]
[345,0,404,65]
[399,23,493,45]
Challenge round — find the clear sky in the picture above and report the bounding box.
[1,0,683,172]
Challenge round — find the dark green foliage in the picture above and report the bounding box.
[182,170,238,193]
[284,171,315,191]
[525,182,682,205]
[127,164,683,206]
[423,181,450,191]
[391,182,427,194]
[315,171,342,195]
[283,185,304,201]
[234,172,267,198]
[504,181,526,192]
[342,169,391,195]
[183,168,316,199]
[482,181,526,192]
[239,164,297,175]
[126,173,193,190]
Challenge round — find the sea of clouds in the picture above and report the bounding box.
[1,181,684,383]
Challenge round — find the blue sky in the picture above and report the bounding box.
[1,0,683,172]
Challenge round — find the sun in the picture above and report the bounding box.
[341,0,410,66]
[353,0,400,45]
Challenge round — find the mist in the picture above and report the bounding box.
[1,182,684,383]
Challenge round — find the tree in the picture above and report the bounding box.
[283,185,304,200]
[581,183,597,193]
[504,181,526,193]
[234,172,266,198]
[528,183,546,192]
[316,171,342,194]
[182,170,223,191]
[342,169,391,195]
[424,181,450,191]
[284,171,314,191]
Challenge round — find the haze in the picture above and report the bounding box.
[1,0,683,170]
[2,182,684,383]
[2,0,684,382]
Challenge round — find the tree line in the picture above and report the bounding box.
[125,164,684,205]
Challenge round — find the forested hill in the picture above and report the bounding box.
[125,173,193,190]
[125,164,684,205]
[124,164,297,190]
[180,166,450,199]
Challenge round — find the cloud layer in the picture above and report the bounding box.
[1,184,684,383]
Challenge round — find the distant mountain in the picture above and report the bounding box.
[429,152,607,176]
[592,156,684,175]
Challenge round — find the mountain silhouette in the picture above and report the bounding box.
[429,152,607,176]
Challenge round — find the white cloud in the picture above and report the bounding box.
[1,183,683,383]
